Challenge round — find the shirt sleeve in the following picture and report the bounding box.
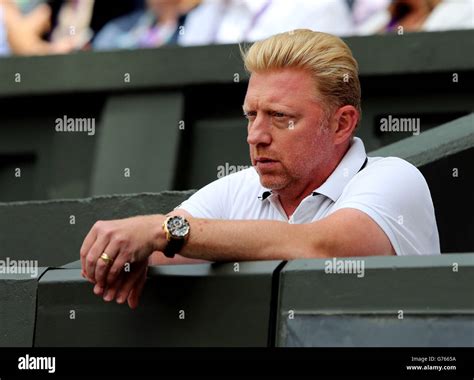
[174,175,231,219]
[333,157,441,256]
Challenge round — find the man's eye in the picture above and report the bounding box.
[272,112,286,118]
[244,112,256,120]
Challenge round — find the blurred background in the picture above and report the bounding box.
[0,0,473,55]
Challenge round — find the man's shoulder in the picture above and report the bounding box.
[197,165,262,198]
[335,155,439,256]
[179,166,263,219]
[346,155,430,196]
[363,156,423,178]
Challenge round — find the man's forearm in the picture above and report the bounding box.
[149,251,209,266]
[176,218,322,262]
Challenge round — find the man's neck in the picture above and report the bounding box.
[276,143,350,219]
[276,174,330,219]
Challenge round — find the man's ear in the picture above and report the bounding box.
[332,105,359,145]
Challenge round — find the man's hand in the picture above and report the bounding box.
[93,259,149,309]
[91,250,209,309]
[80,214,165,289]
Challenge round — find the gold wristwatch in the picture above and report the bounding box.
[162,215,190,258]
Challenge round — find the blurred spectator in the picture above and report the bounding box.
[88,0,145,37]
[94,0,200,50]
[1,1,62,55]
[351,0,390,27]
[423,0,474,31]
[178,0,354,46]
[0,4,9,55]
[47,0,144,51]
[0,0,142,56]
[12,0,44,13]
[357,0,474,35]
[49,0,95,52]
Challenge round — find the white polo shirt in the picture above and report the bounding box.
[177,137,440,256]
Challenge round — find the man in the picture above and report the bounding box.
[93,0,199,50]
[80,29,440,309]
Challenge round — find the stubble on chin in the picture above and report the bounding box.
[257,170,290,191]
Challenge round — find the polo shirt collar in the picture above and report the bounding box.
[258,137,368,203]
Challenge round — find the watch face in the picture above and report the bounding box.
[167,216,190,239]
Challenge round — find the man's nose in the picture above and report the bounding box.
[247,116,272,146]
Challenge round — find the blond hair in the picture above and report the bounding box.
[241,29,361,123]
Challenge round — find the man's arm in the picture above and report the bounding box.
[85,207,393,287]
[85,208,395,308]
[176,208,395,261]
[158,206,394,263]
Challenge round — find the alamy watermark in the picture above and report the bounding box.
[55,115,95,136]
[324,258,365,278]
[18,354,55,374]
[217,162,251,178]
[379,115,420,136]
[0,257,38,278]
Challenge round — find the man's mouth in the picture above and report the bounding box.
[256,158,276,163]
[255,157,279,169]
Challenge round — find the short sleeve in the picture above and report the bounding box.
[175,175,230,219]
[333,157,440,256]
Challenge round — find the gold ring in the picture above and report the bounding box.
[100,253,114,265]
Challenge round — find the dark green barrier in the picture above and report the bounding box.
[0,267,48,347]
[34,261,281,347]
[276,254,474,347]
[3,254,473,347]
[0,191,194,267]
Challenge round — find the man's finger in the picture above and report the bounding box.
[93,282,104,296]
[115,261,148,305]
[106,254,131,287]
[127,266,148,309]
[127,254,153,309]
[80,227,97,277]
[94,240,121,289]
[102,274,126,302]
[84,234,110,281]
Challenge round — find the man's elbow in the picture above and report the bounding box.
[291,224,332,259]
[297,226,394,259]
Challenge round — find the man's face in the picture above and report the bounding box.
[243,68,335,191]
